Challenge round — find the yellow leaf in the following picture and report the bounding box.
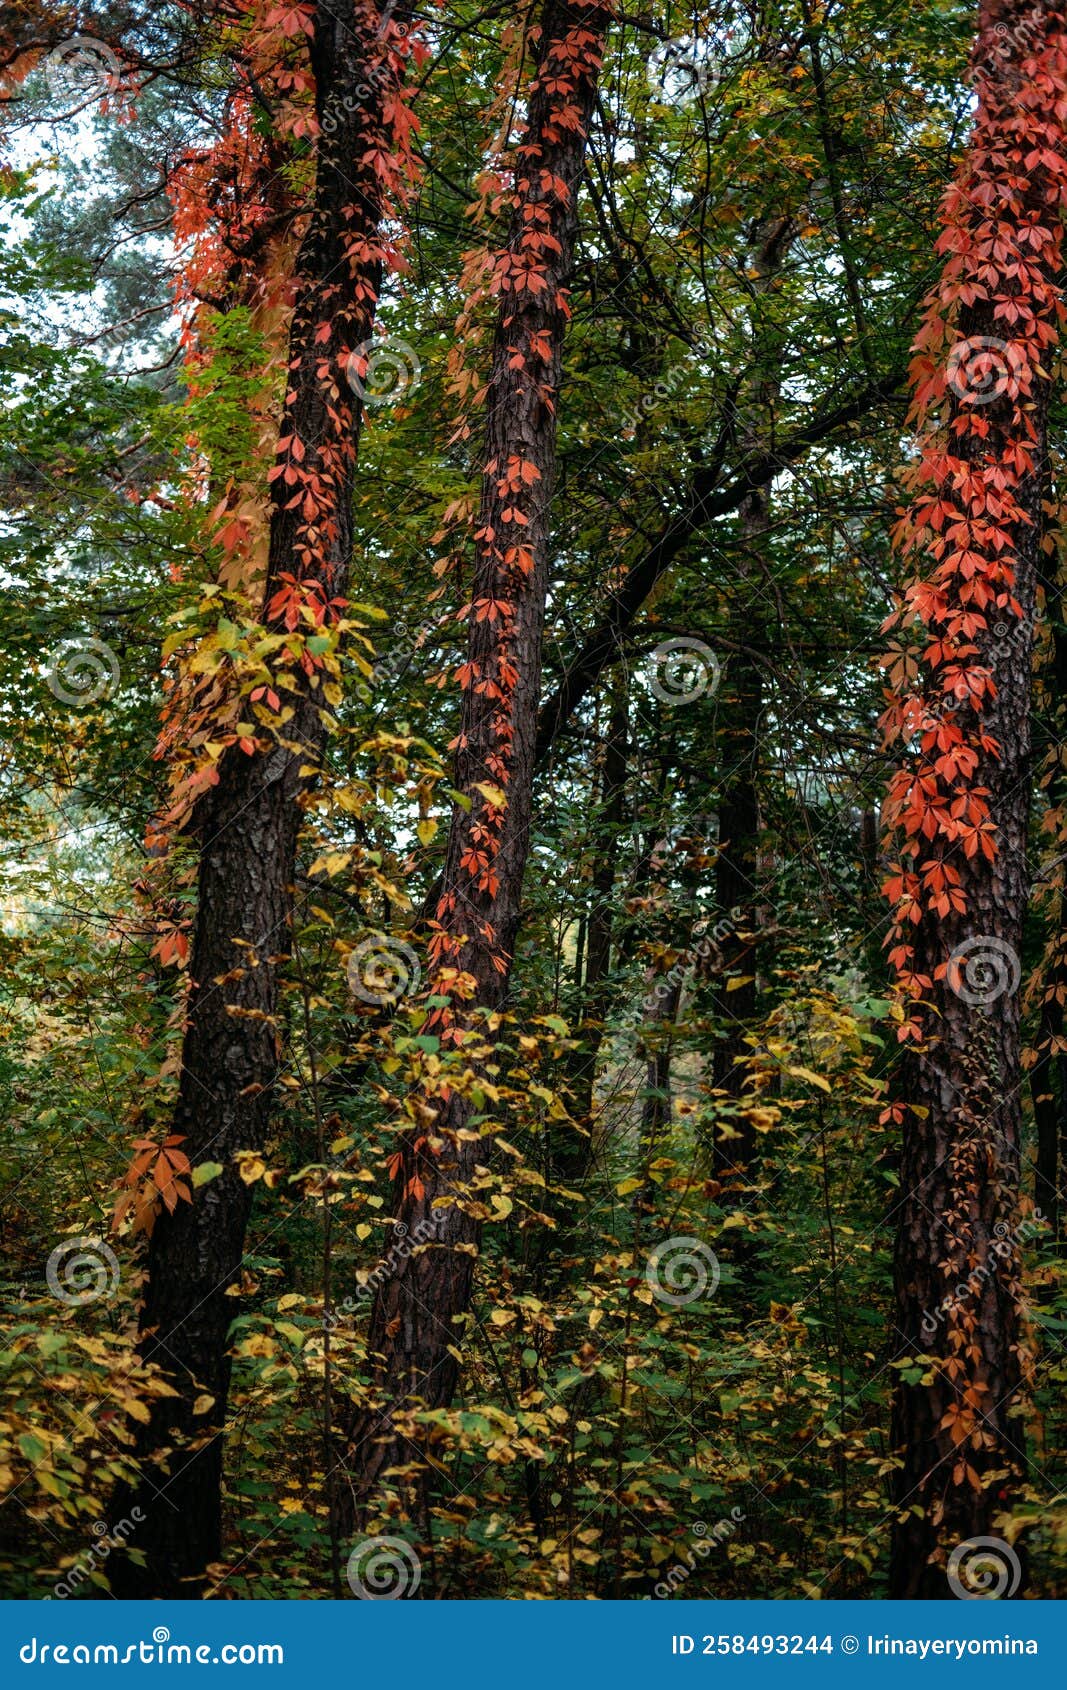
[238,1334,276,1358]
[192,1394,215,1416]
[786,1064,831,1093]
[307,852,352,878]
[474,781,507,809]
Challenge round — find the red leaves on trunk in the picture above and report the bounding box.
[880,12,1067,1036]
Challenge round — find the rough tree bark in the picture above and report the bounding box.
[333,0,613,1550]
[111,1,418,1596]
[884,0,1067,1599]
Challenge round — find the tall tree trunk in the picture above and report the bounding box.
[638,970,682,1164]
[709,498,764,1176]
[333,0,613,1552]
[710,216,790,1178]
[558,687,627,1180]
[111,1,419,1597]
[884,0,1067,1599]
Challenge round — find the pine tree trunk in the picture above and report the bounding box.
[333,0,613,1551]
[887,0,1067,1599]
[111,2,417,1596]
